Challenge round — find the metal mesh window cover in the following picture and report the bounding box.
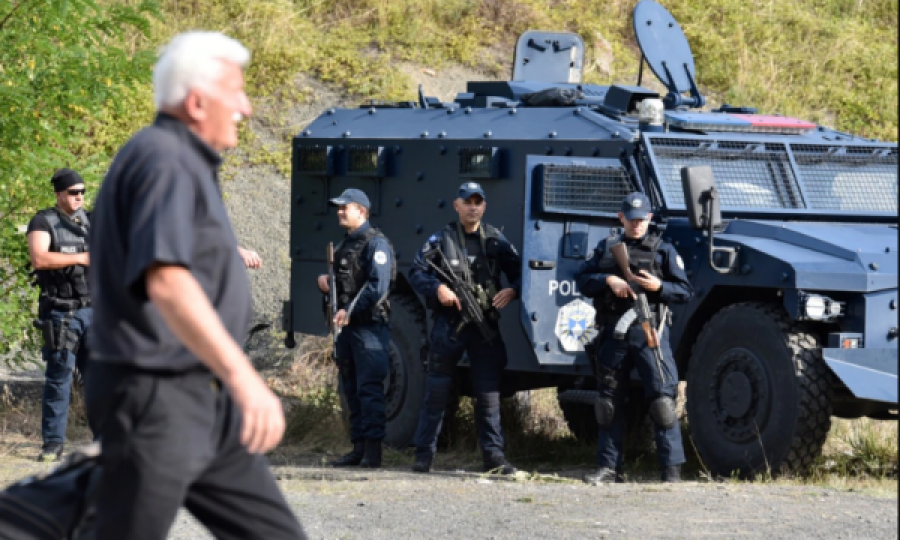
[790,144,898,213]
[540,163,632,215]
[293,144,333,175]
[345,145,386,176]
[459,147,500,178]
[647,137,804,210]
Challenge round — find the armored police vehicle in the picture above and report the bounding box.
[284,0,898,477]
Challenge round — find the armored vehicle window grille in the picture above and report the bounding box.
[294,145,331,175]
[459,147,499,178]
[347,145,384,176]
[647,137,803,210]
[542,164,631,214]
[790,144,898,213]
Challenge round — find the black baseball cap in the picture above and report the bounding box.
[457,181,486,201]
[621,192,652,220]
[329,188,370,209]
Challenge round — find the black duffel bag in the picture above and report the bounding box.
[0,442,100,540]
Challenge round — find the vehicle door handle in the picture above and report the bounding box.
[529,259,556,270]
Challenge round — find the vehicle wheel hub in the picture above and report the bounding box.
[709,348,770,442]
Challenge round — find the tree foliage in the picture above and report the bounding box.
[0,0,159,365]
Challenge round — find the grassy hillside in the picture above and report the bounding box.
[99,0,897,156]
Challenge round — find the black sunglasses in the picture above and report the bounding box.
[67,189,86,196]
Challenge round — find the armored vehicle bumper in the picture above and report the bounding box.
[822,348,897,404]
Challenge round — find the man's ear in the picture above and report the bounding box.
[647,212,653,221]
[184,89,207,122]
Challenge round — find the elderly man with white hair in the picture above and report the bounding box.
[85,32,306,539]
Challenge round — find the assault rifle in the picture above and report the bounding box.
[326,242,340,351]
[422,246,496,343]
[609,242,668,384]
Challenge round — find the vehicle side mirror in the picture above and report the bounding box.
[681,165,721,230]
[681,165,735,274]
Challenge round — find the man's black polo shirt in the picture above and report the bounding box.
[88,113,251,370]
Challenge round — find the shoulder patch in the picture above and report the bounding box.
[676,255,685,270]
[373,251,388,265]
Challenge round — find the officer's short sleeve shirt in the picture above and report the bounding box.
[88,113,252,370]
[26,212,51,235]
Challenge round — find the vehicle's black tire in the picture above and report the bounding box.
[336,294,428,449]
[557,385,599,443]
[686,302,833,478]
[381,294,429,448]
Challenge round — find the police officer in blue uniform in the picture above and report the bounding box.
[317,188,395,468]
[409,182,522,474]
[26,168,94,462]
[575,192,693,483]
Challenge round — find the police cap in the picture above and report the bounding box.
[621,192,652,220]
[329,188,370,209]
[457,181,486,202]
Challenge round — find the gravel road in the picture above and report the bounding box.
[167,465,898,539]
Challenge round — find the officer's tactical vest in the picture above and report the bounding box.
[438,221,503,292]
[333,226,396,318]
[593,232,663,317]
[33,207,91,307]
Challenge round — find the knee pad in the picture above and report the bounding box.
[594,396,617,427]
[648,395,678,429]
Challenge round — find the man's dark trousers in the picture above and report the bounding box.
[84,362,306,540]
[413,316,508,462]
[335,322,390,442]
[594,323,685,469]
[42,306,92,445]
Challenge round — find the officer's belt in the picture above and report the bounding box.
[48,297,91,311]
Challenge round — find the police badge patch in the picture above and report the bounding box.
[555,298,599,352]
[373,251,388,265]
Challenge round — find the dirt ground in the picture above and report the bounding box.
[1,432,896,540]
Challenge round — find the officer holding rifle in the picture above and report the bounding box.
[575,192,693,483]
[408,182,522,475]
[317,188,395,469]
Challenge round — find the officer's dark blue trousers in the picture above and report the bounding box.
[41,306,92,445]
[595,322,685,469]
[335,321,391,442]
[413,315,508,463]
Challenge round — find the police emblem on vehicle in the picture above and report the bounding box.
[555,298,598,352]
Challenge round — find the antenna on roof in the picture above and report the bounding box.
[632,0,705,110]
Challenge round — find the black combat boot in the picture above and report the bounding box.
[359,439,382,468]
[483,455,518,475]
[37,442,64,463]
[328,442,364,467]
[412,455,432,473]
[662,464,682,483]
[583,466,625,484]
